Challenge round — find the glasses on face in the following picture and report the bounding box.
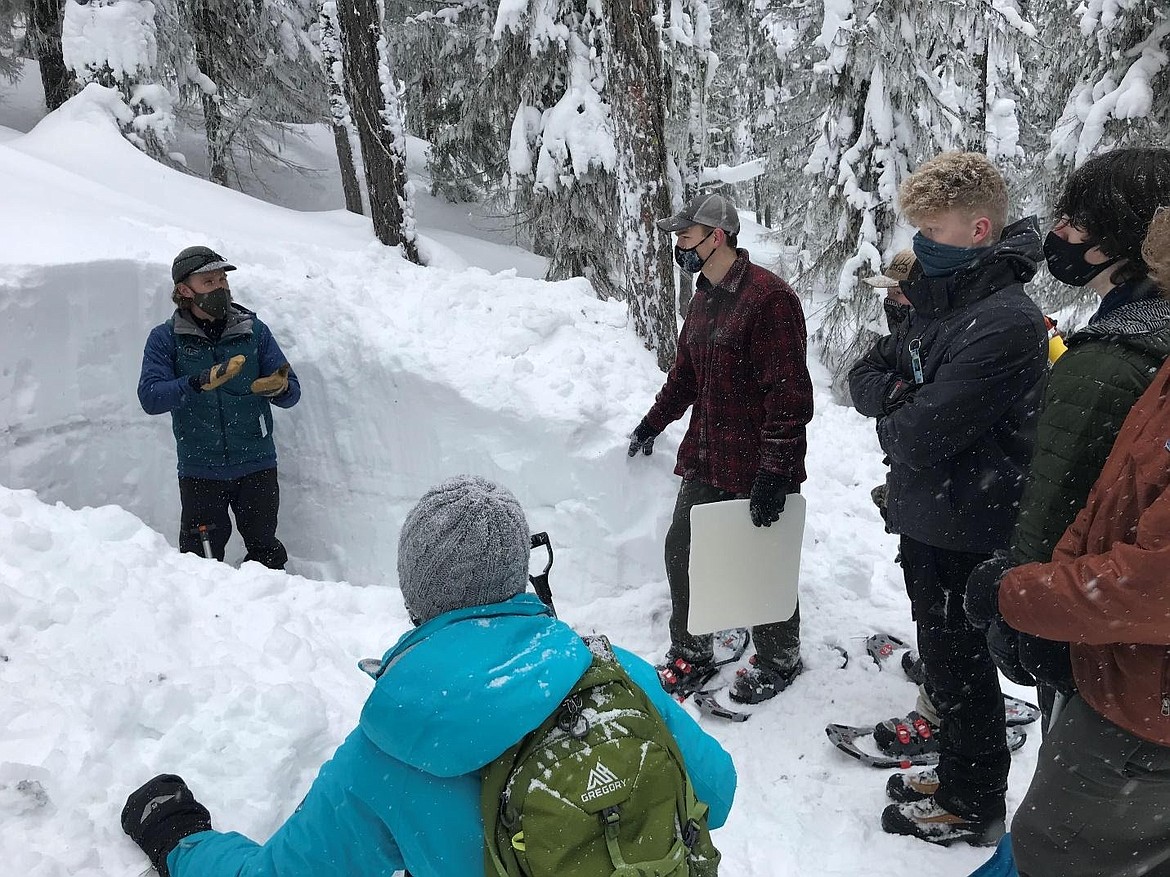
[1054,215,1090,234]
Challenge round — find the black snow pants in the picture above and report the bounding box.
[178,467,288,570]
[900,535,1008,820]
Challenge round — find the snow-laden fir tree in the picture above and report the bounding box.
[495,0,678,367]
[179,0,326,188]
[1044,0,1169,170]
[61,0,175,158]
[798,0,1039,398]
[712,0,821,250]
[496,2,623,301]
[390,2,510,204]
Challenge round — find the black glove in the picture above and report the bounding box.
[964,552,1013,631]
[1018,633,1077,694]
[749,471,792,527]
[986,617,1037,687]
[121,774,212,877]
[882,376,915,414]
[627,421,657,457]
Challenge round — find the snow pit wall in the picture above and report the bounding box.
[0,259,675,612]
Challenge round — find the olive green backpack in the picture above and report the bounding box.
[481,635,721,877]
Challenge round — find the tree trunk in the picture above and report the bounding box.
[334,0,420,262]
[191,1,229,186]
[605,0,677,371]
[332,123,365,215]
[319,3,364,215]
[29,0,74,111]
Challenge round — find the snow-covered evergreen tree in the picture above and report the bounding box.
[62,0,175,158]
[1045,0,1169,170]
[391,2,507,204]
[180,0,326,188]
[797,0,1041,397]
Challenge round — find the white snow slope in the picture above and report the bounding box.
[0,82,1039,876]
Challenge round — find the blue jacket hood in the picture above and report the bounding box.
[358,594,592,777]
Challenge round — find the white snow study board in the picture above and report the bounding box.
[687,495,805,634]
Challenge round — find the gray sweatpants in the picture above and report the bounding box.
[1013,695,1170,877]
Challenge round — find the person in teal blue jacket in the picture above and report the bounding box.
[137,246,301,569]
[120,476,737,877]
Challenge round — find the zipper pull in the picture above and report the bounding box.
[1162,697,1170,717]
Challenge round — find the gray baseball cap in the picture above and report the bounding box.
[656,193,741,235]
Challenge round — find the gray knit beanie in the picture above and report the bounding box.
[397,476,531,624]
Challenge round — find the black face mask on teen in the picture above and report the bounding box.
[1043,232,1121,287]
[192,287,232,320]
[673,229,716,275]
[883,298,911,330]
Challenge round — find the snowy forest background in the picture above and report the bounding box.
[4,0,1168,391]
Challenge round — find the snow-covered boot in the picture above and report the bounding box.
[881,799,1005,846]
[886,768,940,803]
[872,710,939,758]
[729,655,803,704]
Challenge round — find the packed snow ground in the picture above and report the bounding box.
[0,74,1039,876]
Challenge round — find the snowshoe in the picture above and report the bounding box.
[657,654,718,697]
[657,627,750,701]
[729,654,804,704]
[881,799,1005,847]
[873,710,937,758]
[865,633,908,667]
[824,723,1027,769]
[1003,694,1041,726]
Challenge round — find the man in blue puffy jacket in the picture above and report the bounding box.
[120,476,737,877]
[137,246,301,569]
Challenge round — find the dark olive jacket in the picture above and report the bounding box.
[1011,289,1170,567]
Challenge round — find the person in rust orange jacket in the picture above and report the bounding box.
[985,207,1170,877]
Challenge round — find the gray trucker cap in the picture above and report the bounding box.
[656,192,741,235]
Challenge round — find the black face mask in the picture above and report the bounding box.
[1043,232,1120,287]
[883,298,911,330]
[193,287,232,320]
[673,229,716,275]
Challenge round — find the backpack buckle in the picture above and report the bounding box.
[682,818,700,849]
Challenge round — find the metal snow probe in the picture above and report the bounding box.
[529,531,556,616]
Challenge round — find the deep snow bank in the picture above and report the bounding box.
[0,85,681,595]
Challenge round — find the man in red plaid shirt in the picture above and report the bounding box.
[629,192,813,704]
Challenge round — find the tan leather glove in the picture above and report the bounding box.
[196,355,246,391]
[251,363,290,397]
